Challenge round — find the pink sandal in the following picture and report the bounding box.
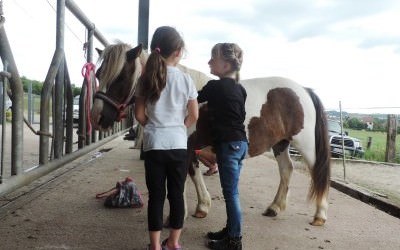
[161,238,182,250]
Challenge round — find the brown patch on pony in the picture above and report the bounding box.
[272,140,290,156]
[196,104,213,147]
[187,132,199,176]
[187,104,215,176]
[248,88,304,157]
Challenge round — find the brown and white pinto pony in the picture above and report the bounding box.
[90,42,331,226]
[90,43,146,131]
[90,42,207,131]
[188,78,331,226]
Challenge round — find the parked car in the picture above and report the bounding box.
[73,95,80,123]
[290,119,364,158]
[327,119,364,158]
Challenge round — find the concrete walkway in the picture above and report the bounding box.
[0,137,399,250]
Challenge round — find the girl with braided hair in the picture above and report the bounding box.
[197,43,248,250]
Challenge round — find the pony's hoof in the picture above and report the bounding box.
[192,211,207,218]
[310,217,326,226]
[262,208,277,217]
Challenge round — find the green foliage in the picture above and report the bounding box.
[72,87,81,97]
[372,118,386,132]
[347,117,365,130]
[20,76,81,96]
[347,129,400,163]
[21,76,43,95]
[322,112,400,162]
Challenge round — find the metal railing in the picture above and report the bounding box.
[0,0,145,195]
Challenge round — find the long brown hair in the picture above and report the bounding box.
[141,26,185,104]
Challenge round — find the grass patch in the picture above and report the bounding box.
[347,129,400,163]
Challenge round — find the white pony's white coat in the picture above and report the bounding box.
[92,44,329,225]
[187,76,329,226]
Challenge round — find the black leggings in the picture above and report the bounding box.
[144,149,188,231]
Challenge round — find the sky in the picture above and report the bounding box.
[2,0,400,114]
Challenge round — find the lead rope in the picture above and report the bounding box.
[81,63,98,134]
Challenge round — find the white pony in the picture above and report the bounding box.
[187,76,331,226]
[90,42,331,226]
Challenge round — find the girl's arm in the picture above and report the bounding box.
[134,97,148,126]
[185,99,199,128]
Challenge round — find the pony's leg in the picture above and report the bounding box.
[301,149,328,226]
[311,194,328,226]
[263,147,293,217]
[190,163,212,218]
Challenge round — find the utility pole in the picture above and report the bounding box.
[138,0,149,51]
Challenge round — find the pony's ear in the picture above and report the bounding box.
[95,48,103,56]
[126,44,143,62]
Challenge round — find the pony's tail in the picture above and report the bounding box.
[306,88,331,203]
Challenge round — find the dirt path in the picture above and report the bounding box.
[330,159,400,206]
[290,155,400,209]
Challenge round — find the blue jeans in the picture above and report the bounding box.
[215,141,248,238]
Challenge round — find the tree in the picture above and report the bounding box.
[72,84,81,97]
[347,117,364,130]
[20,76,81,96]
[373,118,386,132]
[21,76,43,95]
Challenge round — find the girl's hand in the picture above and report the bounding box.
[134,97,148,126]
[185,99,199,127]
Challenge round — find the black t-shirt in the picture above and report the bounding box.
[197,78,248,145]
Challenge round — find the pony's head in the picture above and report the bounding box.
[90,43,146,131]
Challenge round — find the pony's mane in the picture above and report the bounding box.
[97,43,208,93]
[97,42,132,91]
[130,47,209,90]
[139,50,149,70]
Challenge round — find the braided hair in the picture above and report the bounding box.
[211,43,243,82]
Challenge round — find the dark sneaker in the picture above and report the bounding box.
[206,227,228,240]
[207,237,242,250]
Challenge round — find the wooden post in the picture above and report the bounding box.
[367,136,372,149]
[385,114,397,163]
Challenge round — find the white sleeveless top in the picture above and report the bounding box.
[136,66,197,151]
